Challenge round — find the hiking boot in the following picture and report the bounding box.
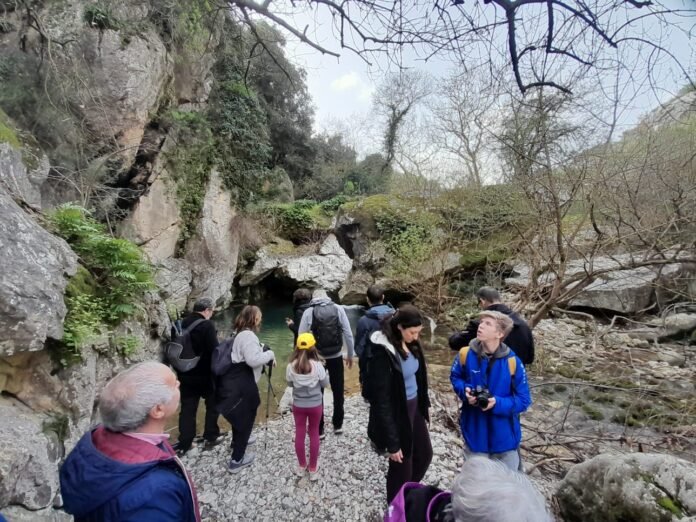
[172,442,191,457]
[334,426,343,435]
[308,468,320,481]
[203,436,224,451]
[228,453,255,474]
[319,432,326,441]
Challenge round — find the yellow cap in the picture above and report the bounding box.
[296,332,316,350]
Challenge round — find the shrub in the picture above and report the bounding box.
[49,205,154,365]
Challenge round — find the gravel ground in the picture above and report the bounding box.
[181,393,464,522]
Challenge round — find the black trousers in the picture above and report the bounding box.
[178,376,220,449]
[386,398,433,503]
[217,368,261,462]
[319,356,345,433]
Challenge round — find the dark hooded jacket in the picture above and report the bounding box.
[355,303,394,359]
[288,299,311,343]
[366,330,430,456]
[60,426,199,522]
[448,303,535,365]
[177,312,218,380]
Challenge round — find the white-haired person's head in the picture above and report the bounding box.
[451,457,551,522]
[98,361,180,433]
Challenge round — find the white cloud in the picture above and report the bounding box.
[358,85,375,102]
[331,71,361,91]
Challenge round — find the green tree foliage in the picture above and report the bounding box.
[49,205,154,365]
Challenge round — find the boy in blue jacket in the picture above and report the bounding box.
[450,310,531,470]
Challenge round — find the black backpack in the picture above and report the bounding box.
[311,303,343,357]
[211,334,237,377]
[165,318,206,372]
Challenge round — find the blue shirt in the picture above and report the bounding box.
[400,352,419,400]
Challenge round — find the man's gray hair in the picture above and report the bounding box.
[476,286,501,303]
[193,297,214,312]
[312,288,328,300]
[99,361,175,433]
[451,457,551,522]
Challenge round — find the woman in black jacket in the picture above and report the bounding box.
[365,305,432,503]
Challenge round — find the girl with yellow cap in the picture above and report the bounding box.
[286,332,329,480]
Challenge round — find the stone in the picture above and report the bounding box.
[0,141,50,210]
[656,313,696,338]
[556,453,696,522]
[120,166,181,264]
[0,188,78,356]
[185,170,240,307]
[0,398,62,510]
[338,270,374,305]
[0,505,71,521]
[154,258,192,311]
[506,254,696,314]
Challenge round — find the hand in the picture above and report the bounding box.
[345,356,354,369]
[389,450,403,463]
[285,318,293,326]
[481,397,496,412]
[465,387,477,406]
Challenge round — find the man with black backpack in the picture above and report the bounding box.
[298,288,355,437]
[173,298,221,456]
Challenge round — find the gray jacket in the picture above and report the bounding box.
[286,360,330,408]
[297,297,355,359]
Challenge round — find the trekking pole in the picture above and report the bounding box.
[264,360,273,451]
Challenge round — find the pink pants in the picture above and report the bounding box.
[292,404,323,471]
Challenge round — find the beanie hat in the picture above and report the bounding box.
[296,332,316,350]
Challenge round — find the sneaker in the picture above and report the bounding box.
[247,432,257,446]
[334,427,343,435]
[293,464,306,477]
[228,453,255,474]
[308,468,320,481]
[319,432,326,441]
[203,436,224,450]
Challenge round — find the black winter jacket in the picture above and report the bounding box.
[448,303,535,365]
[366,331,430,457]
[288,300,311,343]
[178,313,218,379]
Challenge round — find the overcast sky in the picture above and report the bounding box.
[275,1,695,159]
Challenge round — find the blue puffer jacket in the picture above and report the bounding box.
[60,427,198,522]
[450,340,531,454]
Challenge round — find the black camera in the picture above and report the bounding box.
[471,385,492,408]
[261,343,273,371]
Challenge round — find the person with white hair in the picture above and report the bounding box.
[59,362,200,522]
[450,310,532,470]
[298,288,355,437]
[386,456,551,522]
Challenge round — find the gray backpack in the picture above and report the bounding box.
[165,318,205,372]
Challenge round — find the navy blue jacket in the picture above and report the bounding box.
[355,304,394,359]
[450,340,531,454]
[60,426,198,522]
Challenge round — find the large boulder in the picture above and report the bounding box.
[185,171,240,306]
[0,189,77,356]
[556,453,696,521]
[0,398,62,511]
[506,254,696,314]
[240,234,353,292]
[154,258,193,311]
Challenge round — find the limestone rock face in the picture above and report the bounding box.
[0,189,77,356]
[338,270,375,305]
[120,169,181,264]
[154,258,193,311]
[556,453,696,522]
[0,398,62,510]
[241,234,353,293]
[185,171,239,306]
[0,142,50,210]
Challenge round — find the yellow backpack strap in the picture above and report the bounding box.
[508,356,517,376]
[459,346,470,366]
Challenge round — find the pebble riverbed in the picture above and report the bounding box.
[180,393,464,522]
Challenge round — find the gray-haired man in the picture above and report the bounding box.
[60,362,201,521]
